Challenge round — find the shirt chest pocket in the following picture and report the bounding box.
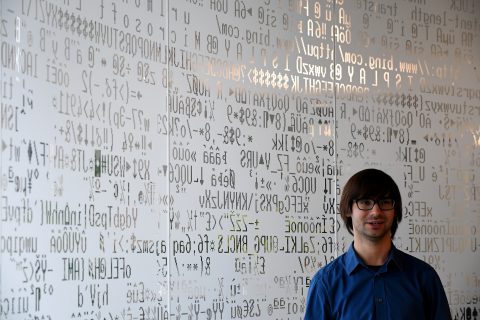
[383,281,426,320]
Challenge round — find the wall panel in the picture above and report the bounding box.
[334,1,480,317]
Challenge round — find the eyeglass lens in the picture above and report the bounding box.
[356,199,394,210]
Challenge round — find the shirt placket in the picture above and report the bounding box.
[373,273,387,319]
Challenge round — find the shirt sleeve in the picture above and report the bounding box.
[304,273,332,320]
[424,268,452,320]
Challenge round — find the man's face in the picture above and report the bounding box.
[349,199,395,243]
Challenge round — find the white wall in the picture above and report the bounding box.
[1,0,479,318]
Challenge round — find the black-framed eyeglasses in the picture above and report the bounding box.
[355,198,395,210]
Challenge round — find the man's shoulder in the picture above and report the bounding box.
[311,252,348,283]
[393,247,440,275]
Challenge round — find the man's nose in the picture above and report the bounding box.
[371,203,383,213]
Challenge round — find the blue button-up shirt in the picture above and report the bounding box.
[304,244,452,320]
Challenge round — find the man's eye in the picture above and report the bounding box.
[359,199,372,205]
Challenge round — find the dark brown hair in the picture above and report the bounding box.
[339,168,402,238]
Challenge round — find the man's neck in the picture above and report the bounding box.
[353,238,392,266]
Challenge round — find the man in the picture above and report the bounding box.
[304,168,451,319]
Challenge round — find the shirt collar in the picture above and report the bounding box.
[345,242,404,275]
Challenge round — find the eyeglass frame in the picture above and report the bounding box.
[354,198,395,211]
